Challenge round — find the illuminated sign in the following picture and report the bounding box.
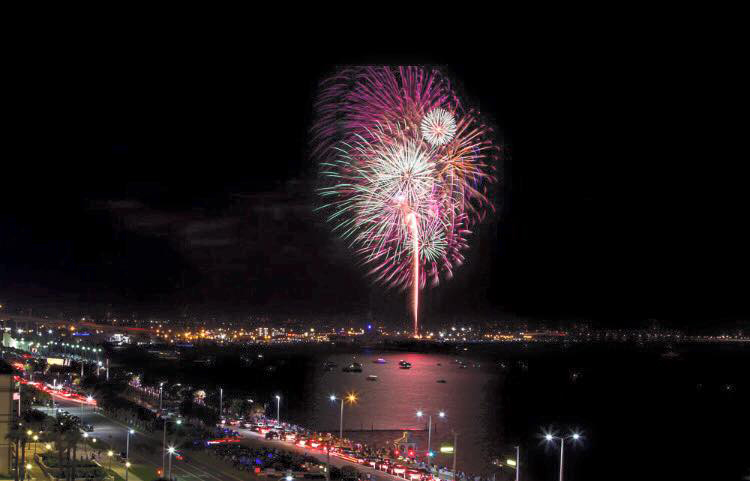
[440,446,454,453]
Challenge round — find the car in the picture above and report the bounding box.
[265,431,280,440]
[175,454,185,461]
[82,424,94,432]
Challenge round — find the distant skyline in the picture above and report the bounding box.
[2,48,747,330]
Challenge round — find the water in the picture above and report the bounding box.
[132,342,750,481]
[293,352,501,474]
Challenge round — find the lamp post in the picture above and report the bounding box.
[452,431,458,474]
[275,395,281,425]
[329,392,358,439]
[162,418,167,474]
[416,410,445,461]
[162,417,182,474]
[544,432,581,481]
[159,382,164,411]
[125,429,134,481]
[167,446,175,480]
[107,450,113,471]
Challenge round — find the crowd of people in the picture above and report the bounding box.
[207,443,322,475]
[214,415,498,481]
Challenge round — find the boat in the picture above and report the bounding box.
[374,358,387,364]
[367,375,378,381]
[342,362,363,373]
[398,360,412,369]
[436,379,447,383]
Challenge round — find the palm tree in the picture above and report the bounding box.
[5,427,23,481]
[62,428,82,481]
[40,428,66,470]
[47,414,81,481]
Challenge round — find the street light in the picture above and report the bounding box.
[125,429,135,481]
[167,446,176,480]
[107,450,113,471]
[543,431,583,481]
[275,395,281,425]
[330,392,358,439]
[509,446,521,481]
[416,410,446,460]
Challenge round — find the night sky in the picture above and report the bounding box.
[2,38,745,329]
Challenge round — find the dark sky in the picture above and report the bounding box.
[1,35,746,329]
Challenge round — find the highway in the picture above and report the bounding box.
[42,399,433,481]
[41,398,247,481]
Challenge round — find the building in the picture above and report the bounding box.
[0,361,13,476]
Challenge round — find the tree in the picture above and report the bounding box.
[229,398,247,417]
[6,427,23,481]
[7,409,50,481]
[62,427,82,481]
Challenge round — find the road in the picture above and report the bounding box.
[235,426,421,481]
[41,398,247,481]
[43,399,434,481]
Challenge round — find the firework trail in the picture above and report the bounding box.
[313,66,498,336]
[406,211,419,336]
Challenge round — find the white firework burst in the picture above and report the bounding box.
[421,108,457,146]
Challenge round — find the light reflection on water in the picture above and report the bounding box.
[296,352,502,473]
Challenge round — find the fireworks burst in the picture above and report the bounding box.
[421,108,457,146]
[313,66,498,336]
